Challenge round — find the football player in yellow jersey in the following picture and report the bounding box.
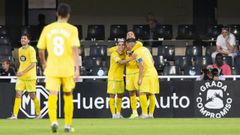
[37,3,80,133]
[126,38,159,119]
[9,34,41,119]
[108,32,142,119]
[125,31,143,119]
[107,39,135,119]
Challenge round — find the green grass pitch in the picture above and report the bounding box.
[0,118,240,135]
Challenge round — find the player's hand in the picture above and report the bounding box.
[225,36,229,41]
[126,50,132,56]
[16,72,24,77]
[213,76,219,81]
[129,54,137,61]
[74,68,80,82]
[138,78,142,86]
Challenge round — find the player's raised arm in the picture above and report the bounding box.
[117,54,136,65]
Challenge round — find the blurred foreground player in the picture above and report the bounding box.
[37,3,80,133]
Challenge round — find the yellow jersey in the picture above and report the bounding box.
[134,46,158,77]
[18,45,37,80]
[37,22,80,77]
[108,51,125,80]
[108,46,118,54]
[126,41,143,75]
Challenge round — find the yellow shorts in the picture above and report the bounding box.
[125,73,139,91]
[46,76,75,92]
[15,79,36,92]
[107,80,124,94]
[139,76,160,94]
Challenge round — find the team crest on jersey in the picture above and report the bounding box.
[20,55,26,61]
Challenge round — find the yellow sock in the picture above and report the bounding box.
[116,98,122,114]
[109,97,115,115]
[130,95,137,113]
[48,95,58,123]
[139,95,148,115]
[33,98,41,116]
[64,95,73,125]
[13,98,21,116]
[149,95,156,115]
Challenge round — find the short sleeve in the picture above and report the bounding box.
[225,65,232,75]
[37,27,47,49]
[229,34,236,46]
[30,47,37,63]
[216,35,221,46]
[135,52,143,63]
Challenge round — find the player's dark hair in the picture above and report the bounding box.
[125,38,136,43]
[21,33,30,40]
[2,59,10,65]
[57,3,71,18]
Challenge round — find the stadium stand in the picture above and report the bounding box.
[157,45,175,61]
[21,25,41,41]
[2,23,240,75]
[234,55,240,67]
[194,56,212,68]
[206,24,223,40]
[109,25,128,40]
[0,36,11,46]
[176,24,195,39]
[75,25,83,40]
[185,45,202,56]
[163,65,181,75]
[228,24,240,39]
[133,25,150,40]
[205,45,216,56]
[153,55,166,73]
[175,56,192,71]
[223,56,233,67]
[0,25,8,36]
[86,25,105,40]
[231,66,239,75]
[153,24,173,40]
[83,56,104,75]
[183,65,201,75]
[0,35,14,69]
[89,45,107,58]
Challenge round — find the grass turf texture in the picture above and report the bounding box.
[0,118,240,135]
